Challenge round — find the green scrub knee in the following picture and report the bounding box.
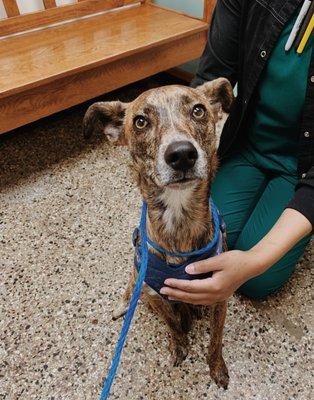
[212,155,312,299]
[238,234,311,299]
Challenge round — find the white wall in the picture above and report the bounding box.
[155,0,204,75]
[155,0,203,18]
[0,0,6,18]
[0,0,76,19]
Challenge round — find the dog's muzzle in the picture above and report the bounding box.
[156,135,208,186]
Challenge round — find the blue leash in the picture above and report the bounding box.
[99,203,149,400]
[100,203,148,400]
[99,198,221,399]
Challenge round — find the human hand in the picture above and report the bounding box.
[160,209,312,305]
[160,250,262,305]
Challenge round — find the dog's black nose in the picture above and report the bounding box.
[164,141,198,172]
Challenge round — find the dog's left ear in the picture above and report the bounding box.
[83,101,128,145]
[197,78,234,121]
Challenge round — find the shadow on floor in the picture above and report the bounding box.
[0,73,184,192]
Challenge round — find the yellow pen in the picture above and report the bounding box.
[297,13,314,53]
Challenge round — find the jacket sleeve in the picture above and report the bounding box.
[287,165,314,228]
[191,0,243,88]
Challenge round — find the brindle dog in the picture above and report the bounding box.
[83,78,234,389]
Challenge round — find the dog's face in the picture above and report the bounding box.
[83,78,233,191]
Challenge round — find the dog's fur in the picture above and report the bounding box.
[83,78,234,389]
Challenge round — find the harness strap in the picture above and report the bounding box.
[134,198,224,300]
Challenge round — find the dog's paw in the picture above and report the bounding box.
[172,344,188,367]
[112,304,128,320]
[209,358,229,389]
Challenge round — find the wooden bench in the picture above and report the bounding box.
[0,0,215,134]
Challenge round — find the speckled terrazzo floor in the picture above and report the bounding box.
[0,74,313,400]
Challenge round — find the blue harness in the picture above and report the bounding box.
[134,198,225,300]
[99,197,224,399]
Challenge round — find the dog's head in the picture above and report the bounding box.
[83,78,233,192]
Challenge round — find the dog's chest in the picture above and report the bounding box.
[158,186,196,233]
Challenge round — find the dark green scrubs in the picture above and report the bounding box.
[212,12,313,299]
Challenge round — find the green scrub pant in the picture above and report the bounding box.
[212,152,312,299]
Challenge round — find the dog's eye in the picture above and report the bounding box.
[192,104,206,119]
[134,115,148,130]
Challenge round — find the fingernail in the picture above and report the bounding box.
[168,297,176,301]
[160,288,167,294]
[185,264,195,274]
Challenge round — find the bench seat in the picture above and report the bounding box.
[0,2,210,134]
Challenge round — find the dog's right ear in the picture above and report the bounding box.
[197,78,234,122]
[83,101,128,145]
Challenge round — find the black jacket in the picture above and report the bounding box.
[191,0,314,227]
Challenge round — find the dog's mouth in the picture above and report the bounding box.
[166,176,198,189]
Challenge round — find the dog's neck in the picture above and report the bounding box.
[144,180,213,259]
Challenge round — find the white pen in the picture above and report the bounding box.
[285,0,312,51]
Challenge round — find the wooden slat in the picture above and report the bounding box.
[124,0,142,5]
[72,0,139,3]
[0,0,140,37]
[3,0,20,17]
[203,0,216,22]
[0,3,208,97]
[43,0,57,9]
[0,30,206,134]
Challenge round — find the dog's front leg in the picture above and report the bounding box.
[112,269,136,320]
[144,294,189,367]
[207,301,229,389]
